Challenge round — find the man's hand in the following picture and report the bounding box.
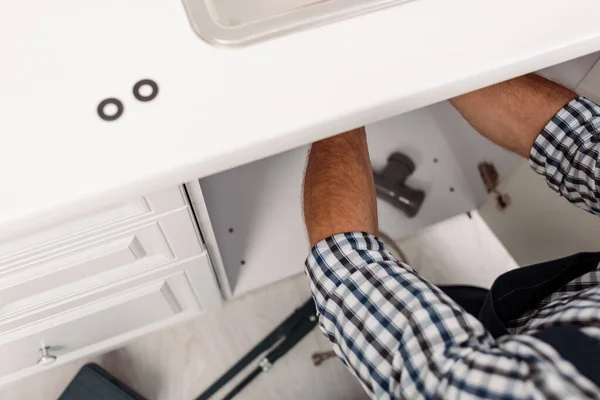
[451,74,577,157]
[303,127,378,247]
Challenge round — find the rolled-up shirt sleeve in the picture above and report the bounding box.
[530,97,600,215]
[304,232,598,399]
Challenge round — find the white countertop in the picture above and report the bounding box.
[2,0,600,238]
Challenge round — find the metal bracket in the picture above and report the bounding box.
[258,358,272,372]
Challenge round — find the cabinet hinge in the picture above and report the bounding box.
[478,162,511,211]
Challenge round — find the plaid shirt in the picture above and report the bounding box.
[305,97,600,399]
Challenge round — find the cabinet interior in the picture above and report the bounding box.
[194,53,600,298]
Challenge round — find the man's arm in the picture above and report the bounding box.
[450,74,577,157]
[303,127,378,246]
[303,129,597,399]
[452,74,600,215]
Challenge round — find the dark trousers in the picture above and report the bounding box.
[439,285,489,318]
[438,252,600,386]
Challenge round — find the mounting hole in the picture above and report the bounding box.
[228,227,234,233]
[138,84,153,97]
[433,158,438,163]
[133,79,159,102]
[103,103,118,116]
[97,98,124,121]
[449,187,455,192]
[240,260,246,265]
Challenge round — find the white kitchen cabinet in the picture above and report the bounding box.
[0,186,222,385]
[188,53,600,299]
[0,187,189,256]
[2,208,203,304]
[1,0,600,391]
[2,51,600,388]
[0,259,210,385]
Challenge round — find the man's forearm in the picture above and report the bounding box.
[451,74,577,157]
[303,127,378,247]
[453,74,600,216]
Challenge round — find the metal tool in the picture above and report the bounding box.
[195,299,318,400]
[311,350,336,366]
[374,152,425,217]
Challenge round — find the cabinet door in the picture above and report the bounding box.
[0,257,214,386]
[1,186,189,260]
[0,275,178,383]
[0,208,204,306]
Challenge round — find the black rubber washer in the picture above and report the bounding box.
[133,79,159,102]
[97,98,124,122]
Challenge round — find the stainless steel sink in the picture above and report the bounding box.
[182,0,411,45]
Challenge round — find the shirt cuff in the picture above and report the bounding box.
[304,232,410,315]
[529,96,600,191]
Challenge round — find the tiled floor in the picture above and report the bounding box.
[0,211,517,400]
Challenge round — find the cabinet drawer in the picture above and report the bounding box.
[0,207,204,307]
[0,186,189,263]
[0,272,200,382]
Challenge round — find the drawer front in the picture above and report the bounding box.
[0,272,199,381]
[0,186,189,263]
[0,252,222,334]
[0,207,204,312]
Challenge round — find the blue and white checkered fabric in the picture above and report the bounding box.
[530,97,600,215]
[305,97,600,399]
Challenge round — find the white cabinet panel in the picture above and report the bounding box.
[1,235,143,304]
[0,272,194,383]
[0,254,221,337]
[0,186,188,261]
[0,208,204,307]
[0,185,223,386]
